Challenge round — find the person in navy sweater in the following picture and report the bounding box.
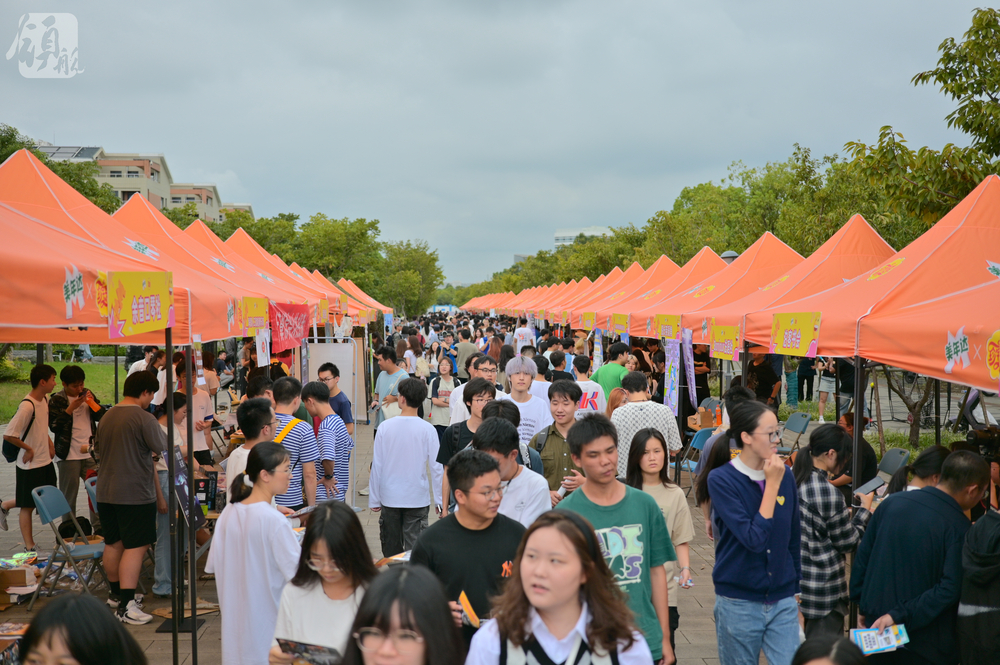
[850,450,990,665]
[698,400,801,665]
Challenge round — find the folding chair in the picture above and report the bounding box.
[777,412,812,455]
[29,486,109,611]
[672,427,715,496]
[878,448,910,478]
[699,397,720,412]
[86,478,153,593]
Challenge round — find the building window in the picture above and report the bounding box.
[206,197,213,206]
[127,171,141,178]
[109,170,122,178]
[186,196,196,202]
[171,197,182,204]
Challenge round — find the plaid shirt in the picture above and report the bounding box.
[799,468,871,618]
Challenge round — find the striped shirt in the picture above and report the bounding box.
[273,413,320,508]
[318,414,354,501]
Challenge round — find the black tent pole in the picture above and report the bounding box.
[848,355,867,631]
[114,345,120,403]
[935,379,941,446]
[184,349,199,665]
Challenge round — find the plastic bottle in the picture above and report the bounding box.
[714,404,722,426]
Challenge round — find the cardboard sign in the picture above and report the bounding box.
[770,312,821,357]
[107,271,174,338]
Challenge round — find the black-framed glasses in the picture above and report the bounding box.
[354,628,424,653]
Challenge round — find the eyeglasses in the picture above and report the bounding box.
[354,628,424,654]
[477,367,498,375]
[319,376,335,383]
[467,487,503,500]
[305,557,341,573]
[754,427,785,443]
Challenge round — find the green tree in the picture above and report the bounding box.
[380,240,445,317]
[162,201,199,229]
[292,214,383,285]
[208,210,299,257]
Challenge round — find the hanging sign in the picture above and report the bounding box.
[682,328,698,409]
[270,302,310,352]
[656,314,681,340]
[108,271,174,338]
[711,323,741,361]
[770,312,821,357]
[611,313,629,334]
[593,330,604,370]
[243,297,270,336]
[662,338,681,416]
[581,312,596,330]
[318,299,330,324]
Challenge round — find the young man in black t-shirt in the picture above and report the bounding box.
[410,448,525,647]
[438,378,496,516]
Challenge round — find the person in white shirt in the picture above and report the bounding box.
[1,364,57,551]
[572,356,607,419]
[512,318,534,355]
[369,378,444,557]
[611,371,683,477]
[225,398,276,504]
[269,501,378,665]
[175,362,215,467]
[528,356,552,402]
[471,418,549,528]
[126,345,158,378]
[207,442,301,665]
[466,510,653,665]
[498,356,553,454]
[449,355,505,425]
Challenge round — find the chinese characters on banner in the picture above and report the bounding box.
[769,312,822,357]
[318,299,330,324]
[243,297,269,336]
[711,323,741,361]
[593,330,604,371]
[107,271,174,339]
[662,338,681,415]
[656,314,681,340]
[613,313,629,344]
[682,328,698,409]
[269,302,310,353]
[581,312,596,330]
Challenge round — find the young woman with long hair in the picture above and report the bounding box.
[792,424,873,638]
[885,445,950,494]
[605,387,628,419]
[625,428,694,652]
[408,335,423,374]
[429,357,462,438]
[697,400,801,665]
[207,442,301,665]
[269,502,379,664]
[343,565,464,665]
[466,510,652,664]
[488,336,504,363]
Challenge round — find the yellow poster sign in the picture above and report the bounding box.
[655,314,681,340]
[243,297,269,336]
[611,313,629,333]
[711,324,741,361]
[108,271,174,339]
[770,312,821,357]
[318,299,330,324]
[581,312,596,330]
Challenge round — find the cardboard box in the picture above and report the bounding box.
[686,408,715,431]
[0,567,35,588]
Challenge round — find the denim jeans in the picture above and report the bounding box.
[785,371,798,408]
[714,595,799,665]
[153,470,187,596]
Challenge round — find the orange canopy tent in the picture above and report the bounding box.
[625,233,802,340]
[0,150,237,343]
[556,270,618,323]
[224,228,328,309]
[337,278,392,314]
[754,175,1000,359]
[572,262,649,329]
[534,281,576,321]
[546,278,593,325]
[283,262,365,321]
[590,256,680,329]
[697,215,895,348]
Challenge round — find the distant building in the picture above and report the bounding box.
[554,226,611,248]
[169,183,222,222]
[514,254,530,264]
[221,203,254,220]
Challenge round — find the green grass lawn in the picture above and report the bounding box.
[0,361,125,423]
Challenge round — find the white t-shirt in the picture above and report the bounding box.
[499,466,551,528]
[449,381,507,425]
[126,359,148,377]
[513,327,534,354]
[155,422,186,472]
[152,367,168,406]
[528,380,551,403]
[369,416,443,509]
[225,445,251,499]
[574,379,607,419]
[66,398,92,461]
[500,394,554,446]
[404,350,417,374]
[7,395,52,470]
[206,501,301,665]
[273,584,364,658]
[179,389,213,452]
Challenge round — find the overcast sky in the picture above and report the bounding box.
[0,1,983,284]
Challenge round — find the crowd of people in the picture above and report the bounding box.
[3,312,999,665]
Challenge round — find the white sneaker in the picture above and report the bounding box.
[818,416,825,423]
[117,600,153,625]
[358,487,369,496]
[107,593,144,610]
[0,508,8,531]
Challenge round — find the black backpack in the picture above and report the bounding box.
[2,399,34,463]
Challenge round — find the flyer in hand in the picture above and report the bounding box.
[276,638,343,665]
[849,624,909,655]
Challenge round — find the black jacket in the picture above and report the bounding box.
[958,510,1000,665]
[48,390,105,461]
[850,487,970,665]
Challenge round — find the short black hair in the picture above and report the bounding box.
[940,450,990,492]
[317,362,339,378]
[472,355,496,370]
[142,345,158,354]
[376,346,397,364]
[463,377,497,408]
[446,448,500,494]
[471,417,520,457]
[459,328,472,340]
[465,352,485,373]
[533,355,549,376]
[29,363,56,389]
[621,371,648,393]
[123,370,158,398]
[567,412,618,457]
[246,374,273,399]
[520,345,536,356]
[236,398,274,440]
[652,351,665,365]
[724,385,756,411]
[550,351,566,368]
[548,379,582,403]
[153,391,187,420]
[608,342,630,361]
[272,376,303,405]
[20,593,147,665]
[573,355,591,374]
[481,399,520,428]
[397,378,428,408]
[301,380,330,403]
[540,328,550,337]
[519,317,527,325]
[60,365,85,385]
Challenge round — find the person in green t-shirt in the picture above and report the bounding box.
[557,412,676,664]
[590,341,630,399]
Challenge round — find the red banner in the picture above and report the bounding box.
[269,303,310,353]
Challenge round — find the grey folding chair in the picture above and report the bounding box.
[777,412,812,455]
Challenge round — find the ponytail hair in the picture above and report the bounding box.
[229,442,290,504]
[694,400,774,505]
[885,445,950,495]
[793,424,850,486]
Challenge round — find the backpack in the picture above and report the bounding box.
[2,399,35,463]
